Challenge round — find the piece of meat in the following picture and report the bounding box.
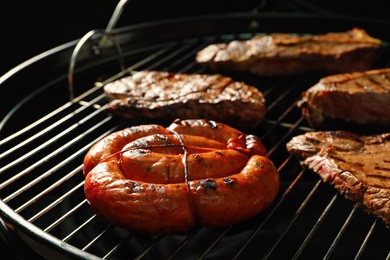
[103,70,266,128]
[286,130,390,228]
[196,27,382,76]
[83,119,280,234]
[297,68,390,126]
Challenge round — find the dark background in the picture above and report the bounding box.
[0,0,389,259]
[1,0,389,76]
[2,0,260,76]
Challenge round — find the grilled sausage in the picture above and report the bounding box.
[83,124,171,175]
[83,119,280,234]
[120,134,249,183]
[84,161,196,234]
[189,155,280,228]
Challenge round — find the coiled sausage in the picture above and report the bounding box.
[83,119,279,234]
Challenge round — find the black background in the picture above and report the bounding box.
[1,0,262,76]
[0,0,389,259]
[1,0,389,76]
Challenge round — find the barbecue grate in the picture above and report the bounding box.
[1,13,390,260]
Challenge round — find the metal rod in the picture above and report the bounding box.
[98,0,130,49]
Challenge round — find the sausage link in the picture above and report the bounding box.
[188,155,279,227]
[83,124,170,175]
[120,133,249,183]
[84,161,196,234]
[83,119,279,234]
[85,155,279,234]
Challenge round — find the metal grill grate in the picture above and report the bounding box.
[1,14,390,260]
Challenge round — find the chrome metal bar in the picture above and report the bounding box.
[99,0,131,49]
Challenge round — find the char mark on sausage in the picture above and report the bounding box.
[196,27,382,76]
[103,70,266,128]
[286,130,390,228]
[298,68,390,126]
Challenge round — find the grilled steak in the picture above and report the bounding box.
[298,68,390,126]
[103,70,266,127]
[286,130,390,228]
[196,27,381,76]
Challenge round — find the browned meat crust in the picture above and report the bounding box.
[103,70,266,128]
[298,68,390,126]
[286,131,390,228]
[196,27,382,76]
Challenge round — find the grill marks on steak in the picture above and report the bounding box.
[286,131,390,228]
[298,68,390,126]
[103,70,266,127]
[196,27,382,76]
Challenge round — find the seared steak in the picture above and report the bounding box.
[103,70,266,128]
[196,27,381,76]
[298,68,390,126]
[286,130,390,228]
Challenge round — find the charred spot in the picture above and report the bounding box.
[123,148,151,158]
[149,184,157,192]
[215,151,223,156]
[352,162,364,167]
[200,178,217,189]
[207,120,219,129]
[223,177,234,187]
[173,184,183,189]
[332,131,363,143]
[127,99,138,107]
[135,149,152,155]
[307,137,322,146]
[155,134,170,142]
[255,162,264,168]
[134,139,150,148]
[131,181,141,188]
[124,181,141,192]
[190,154,206,163]
[374,166,390,172]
